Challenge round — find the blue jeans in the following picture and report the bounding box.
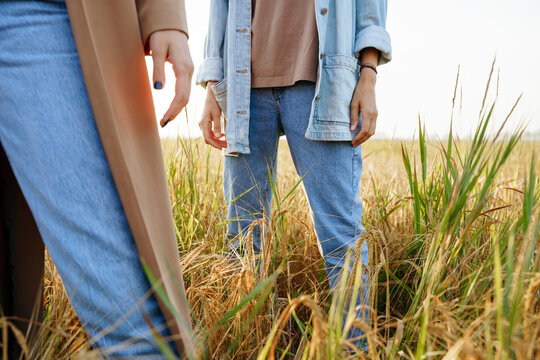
[224,82,369,347]
[0,1,177,358]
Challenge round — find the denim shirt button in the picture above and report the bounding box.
[321,8,328,15]
[320,52,326,59]
[315,95,321,101]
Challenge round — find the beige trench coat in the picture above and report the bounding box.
[63,0,195,356]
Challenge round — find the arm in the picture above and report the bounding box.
[196,0,229,88]
[199,81,227,150]
[135,0,188,49]
[135,0,194,127]
[350,48,379,146]
[354,0,391,64]
[350,0,392,146]
[197,0,229,149]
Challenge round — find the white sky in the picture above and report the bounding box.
[148,0,540,140]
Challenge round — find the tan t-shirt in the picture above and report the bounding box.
[251,0,319,88]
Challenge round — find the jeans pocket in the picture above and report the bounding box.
[313,54,359,126]
[211,78,228,117]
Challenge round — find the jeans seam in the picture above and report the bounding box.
[352,147,362,241]
[273,87,283,119]
[267,88,280,221]
[351,148,356,240]
[261,129,279,223]
[256,90,280,247]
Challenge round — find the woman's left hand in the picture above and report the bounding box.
[149,30,194,127]
[350,67,378,147]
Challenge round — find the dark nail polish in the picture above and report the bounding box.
[161,119,170,127]
[154,81,163,90]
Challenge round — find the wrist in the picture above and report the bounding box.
[206,81,217,92]
[205,82,218,103]
[359,68,376,85]
[358,59,377,84]
[359,63,377,75]
[150,29,187,42]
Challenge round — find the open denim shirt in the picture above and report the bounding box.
[196,0,392,155]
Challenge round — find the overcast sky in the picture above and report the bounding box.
[148,0,540,140]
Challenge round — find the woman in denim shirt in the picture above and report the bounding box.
[197,0,391,350]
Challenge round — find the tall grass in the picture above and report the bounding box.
[1,75,539,358]
[162,83,540,358]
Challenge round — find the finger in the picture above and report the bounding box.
[367,115,377,137]
[160,73,190,127]
[152,47,167,90]
[201,121,220,149]
[360,109,378,144]
[161,47,193,126]
[352,130,367,147]
[209,122,227,147]
[200,118,227,150]
[350,98,360,131]
[352,115,370,147]
[357,124,372,145]
[207,131,227,149]
[212,112,222,138]
[211,136,227,148]
[353,114,376,146]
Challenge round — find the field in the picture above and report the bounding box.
[166,126,539,360]
[2,62,540,359]
[3,112,539,359]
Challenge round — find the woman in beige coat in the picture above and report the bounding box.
[0,0,194,358]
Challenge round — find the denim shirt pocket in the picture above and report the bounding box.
[211,78,228,117]
[313,55,359,127]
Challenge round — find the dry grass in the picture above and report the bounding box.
[166,131,539,360]
[1,67,539,358]
[4,131,536,359]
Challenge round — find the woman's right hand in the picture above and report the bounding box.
[199,81,227,150]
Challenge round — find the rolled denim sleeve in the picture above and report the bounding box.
[355,0,392,65]
[196,0,228,87]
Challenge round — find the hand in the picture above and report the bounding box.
[350,67,378,147]
[149,30,194,127]
[199,82,227,150]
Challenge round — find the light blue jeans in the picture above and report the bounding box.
[0,1,178,358]
[224,81,369,348]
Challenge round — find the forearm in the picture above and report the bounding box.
[351,47,379,146]
[360,47,379,67]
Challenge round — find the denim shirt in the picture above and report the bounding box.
[196,0,392,155]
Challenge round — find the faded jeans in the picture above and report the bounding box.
[0,0,178,357]
[224,81,369,348]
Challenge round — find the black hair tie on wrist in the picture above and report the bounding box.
[359,63,378,75]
